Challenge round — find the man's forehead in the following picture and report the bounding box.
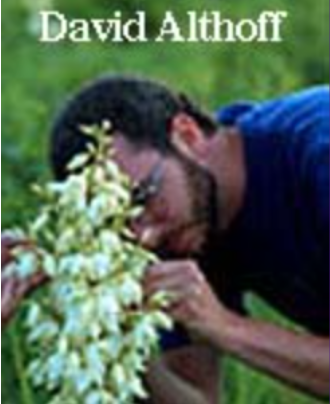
[111,135,161,180]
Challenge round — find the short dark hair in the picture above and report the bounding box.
[50,75,218,180]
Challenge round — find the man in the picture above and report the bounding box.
[3,76,329,402]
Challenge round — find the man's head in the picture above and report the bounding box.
[51,75,221,257]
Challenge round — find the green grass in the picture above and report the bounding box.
[2,1,329,403]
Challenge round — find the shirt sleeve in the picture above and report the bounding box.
[239,86,329,251]
[237,86,330,138]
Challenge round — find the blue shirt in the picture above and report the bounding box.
[161,86,329,349]
[217,86,329,335]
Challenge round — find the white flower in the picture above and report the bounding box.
[84,344,105,384]
[99,230,121,253]
[46,181,67,195]
[85,390,115,404]
[45,352,67,387]
[28,359,46,387]
[67,153,90,172]
[87,194,110,225]
[104,183,130,210]
[96,289,120,319]
[28,320,59,343]
[105,160,121,179]
[16,250,39,278]
[58,254,87,276]
[43,253,57,276]
[92,165,106,184]
[122,351,146,374]
[31,211,49,234]
[56,228,76,253]
[90,253,112,279]
[66,351,81,378]
[72,369,94,395]
[111,364,127,388]
[63,301,94,337]
[85,390,103,404]
[116,276,143,306]
[1,228,26,240]
[12,122,173,404]
[26,303,42,327]
[149,311,173,330]
[89,322,103,340]
[58,176,87,211]
[132,317,159,348]
[129,375,148,399]
[100,335,123,360]
[57,337,69,355]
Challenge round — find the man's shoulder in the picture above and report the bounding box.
[216,86,329,142]
[216,86,329,181]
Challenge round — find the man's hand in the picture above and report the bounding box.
[1,235,46,327]
[144,260,232,345]
[144,259,329,399]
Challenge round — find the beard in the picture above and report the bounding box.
[179,154,230,294]
[156,150,222,263]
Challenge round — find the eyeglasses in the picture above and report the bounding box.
[132,161,164,206]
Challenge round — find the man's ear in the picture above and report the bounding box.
[170,113,207,161]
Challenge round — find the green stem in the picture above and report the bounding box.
[10,321,35,404]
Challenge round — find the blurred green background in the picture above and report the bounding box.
[2,1,329,403]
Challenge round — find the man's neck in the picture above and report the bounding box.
[202,127,246,231]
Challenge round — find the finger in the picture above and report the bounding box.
[145,260,201,286]
[167,300,195,323]
[145,269,190,293]
[145,266,205,294]
[147,278,203,306]
[1,236,32,249]
[146,262,183,279]
[1,277,20,324]
[2,235,19,248]
[143,263,179,291]
[1,271,47,326]
[17,271,48,296]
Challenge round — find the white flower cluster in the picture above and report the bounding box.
[13,122,172,404]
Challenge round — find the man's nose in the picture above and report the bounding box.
[130,220,161,250]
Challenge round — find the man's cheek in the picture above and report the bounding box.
[164,227,203,256]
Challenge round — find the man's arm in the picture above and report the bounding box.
[145,260,329,399]
[214,312,329,399]
[146,344,221,404]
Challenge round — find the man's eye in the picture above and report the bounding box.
[132,185,150,205]
[131,162,163,205]
[132,184,158,206]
